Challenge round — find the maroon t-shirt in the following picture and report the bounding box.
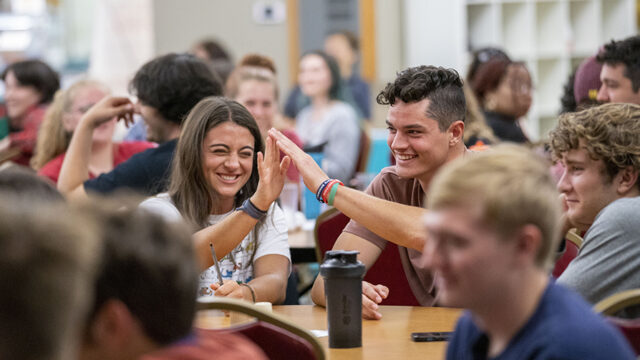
[142,329,267,360]
[38,141,156,184]
[342,166,436,306]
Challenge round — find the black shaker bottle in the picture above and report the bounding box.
[320,250,366,348]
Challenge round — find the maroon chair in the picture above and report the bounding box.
[595,288,640,355]
[354,130,371,174]
[552,229,583,278]
[314,208,420,306]
[195,298,324,360]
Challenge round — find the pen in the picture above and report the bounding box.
[209,242,225,287]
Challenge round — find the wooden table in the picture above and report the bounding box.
[273,305,462,360]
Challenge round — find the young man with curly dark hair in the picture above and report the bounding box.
[550,103,640,304]
[596,35,640,104]
[58,53,223,200]
[270,65,468,319]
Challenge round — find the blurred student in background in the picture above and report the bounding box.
[284,30,370,122]
[78,203,200,360]
[57,53,222,200]
[0,59,60,165]
[32,80,155,183]
[596,35,640,105]
[191,38,234,85]
[294,50,360,183]
[226,53,302,183]
[0,173,98,360]
[468,50,532,143]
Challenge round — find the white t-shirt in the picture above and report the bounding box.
[139,193,291,297]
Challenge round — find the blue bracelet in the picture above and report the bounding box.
[238,198,268,220]
[315,179,333,202]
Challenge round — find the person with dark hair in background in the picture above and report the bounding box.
[284,31,370,121]
[0,59,60,165]
[57,53,223,201]
[294,50,360,183]
[467,47,511,84]
[270,65,468,319]
[560,68,578,114]
[596,35,640,105]
[140,97,291,304]
[77,203,200,360]
[469,55,532,143]
[191,38,234,84]
[0,193,98,360]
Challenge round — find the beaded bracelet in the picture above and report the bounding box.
[238,198,267,220]
[239,283,256,303]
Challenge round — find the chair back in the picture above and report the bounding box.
[354,130,371,174]
[552,229,583,278]
[314,208,420,306]
[196,297,324,360]
[595,288,640,355]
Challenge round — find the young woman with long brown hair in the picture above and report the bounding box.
[140,96,291,303]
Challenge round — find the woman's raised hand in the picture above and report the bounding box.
[80,96,135,130]
[269,128,329,194]
[250,135,290,211]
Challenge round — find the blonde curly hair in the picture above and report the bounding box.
[548,103,640,184]
[31,80,109,170]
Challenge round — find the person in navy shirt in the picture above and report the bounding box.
[421,144,635,360]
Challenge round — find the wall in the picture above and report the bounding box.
[152,0,291,98]
[152,0,404,126]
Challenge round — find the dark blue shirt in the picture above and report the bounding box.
[84,139,177,196]
[484,111,528,144]
[446,281,635,360]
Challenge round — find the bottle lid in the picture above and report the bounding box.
[320,250,365,278]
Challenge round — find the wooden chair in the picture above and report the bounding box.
[595,288,640,355]
[196,297,325,360]
[552,228,583,278]
[314,207,420,306]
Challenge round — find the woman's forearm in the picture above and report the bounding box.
[193,210,261,271]
[248,255,290,304]
[57,121,94,194]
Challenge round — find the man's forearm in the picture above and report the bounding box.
[332,186,427,251]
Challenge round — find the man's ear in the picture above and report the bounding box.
[616,166,639,196]
[513,224,543,267]
[448,120,465,146]
[88,299,139,348]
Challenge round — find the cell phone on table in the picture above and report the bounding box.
[411,331,453,342]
